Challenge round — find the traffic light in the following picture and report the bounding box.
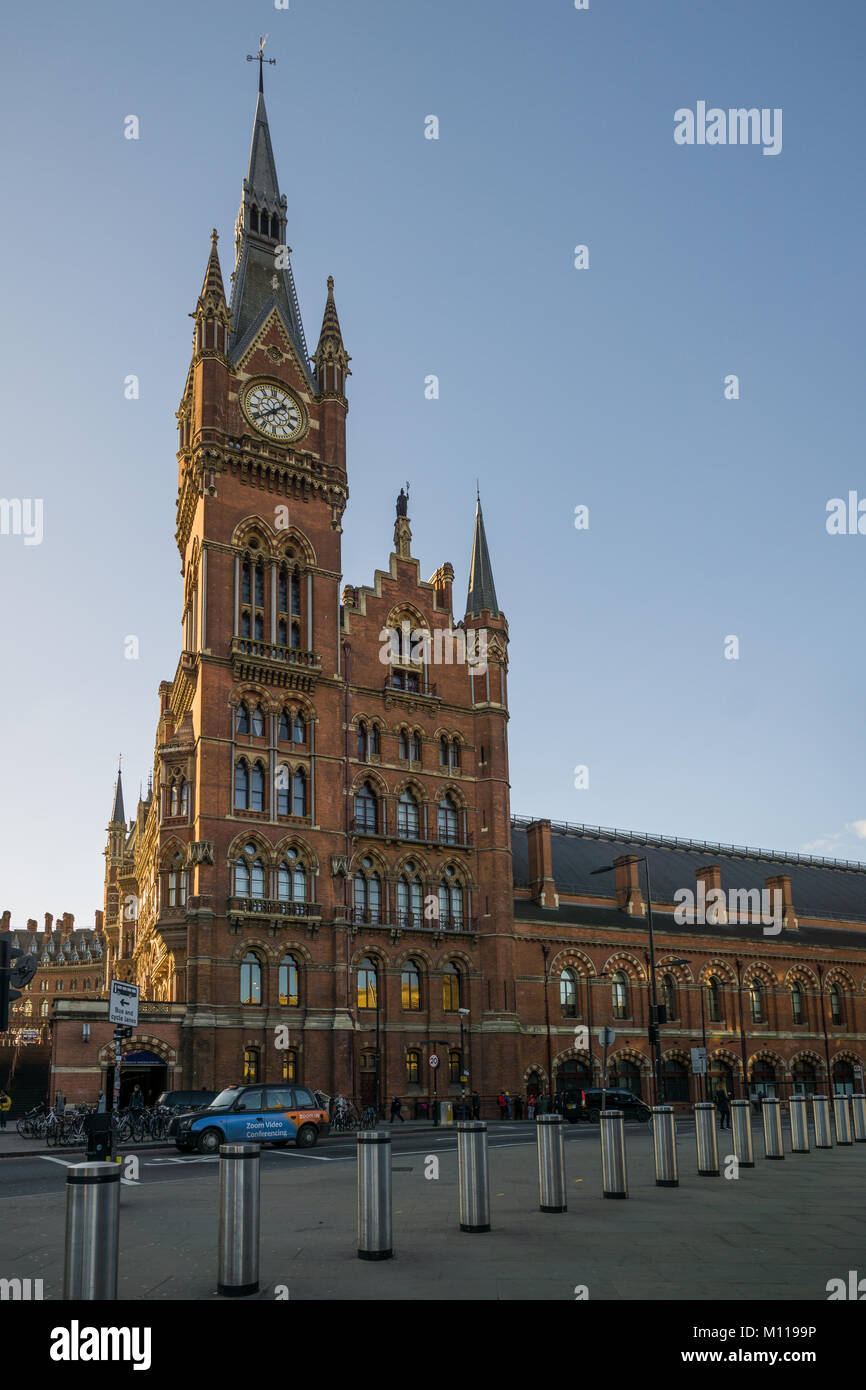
[0,940,38,1031]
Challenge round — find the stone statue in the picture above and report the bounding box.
[396,484,410,517]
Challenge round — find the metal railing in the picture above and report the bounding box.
[231,637,321,670]
[228,897,322,919]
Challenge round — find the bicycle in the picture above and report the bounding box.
[16,1103,45,1138]
[361,1106,378,1129]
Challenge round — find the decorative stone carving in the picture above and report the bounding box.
[187,841,214,866]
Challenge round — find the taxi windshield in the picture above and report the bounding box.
[209,1088,243,1110]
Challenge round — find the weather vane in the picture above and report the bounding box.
[247,35,276,92]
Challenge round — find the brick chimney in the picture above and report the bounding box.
[1,910,10,931]
[26,918,37,931]
[765,874,797,929]
[95,910,104,933]
[696,865,726,923]
[527,820,558,908]
[429,562,454,613]
[613,856,644,914]
[44,913,53,932]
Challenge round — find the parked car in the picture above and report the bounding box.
[156,1090,218,1112]
[562,1087,652,1124]
[171,1083,330,1154]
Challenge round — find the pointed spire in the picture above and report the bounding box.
[229,78,312,377]
[466,495,500,618]
[110,762,125,826]
[200,228,227,304]
[314,276,351,398]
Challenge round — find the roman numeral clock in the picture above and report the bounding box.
[240,379,308,443]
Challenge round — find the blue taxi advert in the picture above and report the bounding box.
[172,1083,330,1153]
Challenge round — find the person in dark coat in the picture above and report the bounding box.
[389,1096,405,1123]
[471,1092,480,1120]
[715,1087,731,1129]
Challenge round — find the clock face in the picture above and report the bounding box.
[241,381,306,442]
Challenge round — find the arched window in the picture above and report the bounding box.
[353,863,381,924]
[399,730,409,760]
[293,714,305,744]
[661,974,677,1020]
[276,766,290,816]
[278,954,299,1007]
[166,851,187,909]
[397,790,419,840]
[750,1059,776,1097]
[437,794,458,844]
[437,869,464,929]
[829,984,843,1025]
[292,768,306,818]
[234,760,250,810]
[832,1059,854,1095]
[706,975,722,1022]
[792,1059,817,1095]
[662,1059,689,1103]
[357,721,368,760]
[439,736,449,766]
[251,705,265,738]
[750,979,764,1023]
[250,761,265,813]
[612,971,629,1019]
[278,710,290,741]
[791,981,804,1025]
[291,572,301,616]
[170,778,179,816]
[357,957,378,1010]
[354,782,377,833]
[240,952,263,1006]
[406,1049,421,1085]
[241,563,251,605]
[448,1049,462,1083]
[369,725,380,756]
[236,702,250,735]
[281,1049,297,1082]
[40,1000,49,1017]
[409,731,421,762]
[443,962,461,1012]
[397,867,423,929]
[250,208,259,233]
[243,1047,259,1081]
[401,960,421,1011]
[560,968,577,1018]
[610,1058,642,1097]
[234,843,265,898]
[179,777,188,816]
[277,858,306,903]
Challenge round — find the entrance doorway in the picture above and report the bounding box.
[105,1051,167,1107]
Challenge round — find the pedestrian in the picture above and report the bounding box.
[715,1086,731,1129]
[497,1091,506,1120]
[513,1094,523,1121]
[0,1089,10,1129]
[129,1084,144,1110]
[54,1091,66,1117]
[527,1093,536,1120]
[389,1096,404,1124]
[471,1092,480,1120]
[96,1091,106,1114]
[504,1091,512,1120]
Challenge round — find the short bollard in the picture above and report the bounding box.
[812,1095,833,1149]
[834,1095,853,1146]
[536,1114,567,1212]
[652,1106,678,1187]
[851,1094,866,1143]
[357,1131,393,1259]
[730,1099,754,1168]
[761,1097,784,1159]
[218,1143,260,1296]
[789,1095,810,1153]
[695,1102,719,1176]
[599,1110,628,1199]
[457,1121,490,1231]
[63,1161,120,1300]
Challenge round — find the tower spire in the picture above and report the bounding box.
[314,276,351,400]
[110,761,125,826]
[466,494,500,618]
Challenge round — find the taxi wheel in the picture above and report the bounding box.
[197,1127,223,1155]
[295,1124,318,1149]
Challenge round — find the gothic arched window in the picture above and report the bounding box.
[240,951,263,1006]
[560,968,577,1018]
[292,768,306,817]
[750,979,764,1024]
[354,782,378,833]
[278,954,299,1007]
[236,702,250,735]
[612,971,629,1019]
[397,790,419,840]
[443,962,461,1012]
[250,761,266,813]
[397,867,423,929]
[357,957,378,1010]
[234,760,250,811]
[401,960,421,1011]
[437,794,458,844]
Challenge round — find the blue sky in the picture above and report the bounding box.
[1,0,864,926]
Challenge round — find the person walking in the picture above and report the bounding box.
[0,1090,10,1130]
[497,1091,506,1120]
[54,1091,66,1117]
[504,1091,513,1120]
[389,1096,405,1124]
[129,1084,144,1110]
[715,1086,731,1130]
[514,1094,523,1121]
[527,1093,537,1121]
[96,1091,106,1114]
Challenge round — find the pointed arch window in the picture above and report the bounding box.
[293,715,305,744]
[236,703,250,736]
[612,971,629,1019]
[397,867,423,929]
[829,983,843,1025]
[401,960,421,1011]
[250,761,266,813]
[357,721,369,761]
[560,968,577,1018]
[353,864,381,924]
[357,957,378,1010]
[241,562,252,605]
[292,768,307,817]
[706,976,722,1023]
[234,760,250,811]
[277,860,306,903]
[179,777,188,816]
[661,974,677,1021]
[240,951,263,1006]
[250,705,265,738]
[399,730,409,761]
[277,766,290,816]
[437,868,464,930]
[750,979,764,1024]
[278,954,299,1007]
[278,710,290,742]
[397,790,420,840]
[791,980,804,1025]
[443,962,461,1012]
[166,851,187,909]
[234,842,265,898]
[354,782,378,833]
[437,794,459,844]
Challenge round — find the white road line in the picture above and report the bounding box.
[37,1156,74,1168]
[269,1149,344,1161]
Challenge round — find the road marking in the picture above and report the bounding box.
[38,1156,74,1168]
[269,1149,341,1161]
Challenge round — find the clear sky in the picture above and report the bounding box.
[1,0,864,927]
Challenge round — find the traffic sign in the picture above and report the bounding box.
[109,980,139,1027]
[690,1046,707,1075]
[598,1026,616,1048]
[428,1053,440,1069]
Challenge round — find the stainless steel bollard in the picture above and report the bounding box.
[63,1161,120,1300]
[851,1094,866,1143]
[730,1099,754,1168]
[457,1120,491,1231]
[789,1095,810,1153]
[834,1095,853,1146]
[599,1110,628,1199]
[812,1095,833,1148]
[357,1130,393,1259]
[536,1114,567,1212]
[761,1097,784,1159]
[218,1143,261,1296]
[652,1106,678,1187]
[695,1102,719,1176]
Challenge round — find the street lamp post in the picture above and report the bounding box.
[591,857,663,1106]
[541,944,554,1110]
